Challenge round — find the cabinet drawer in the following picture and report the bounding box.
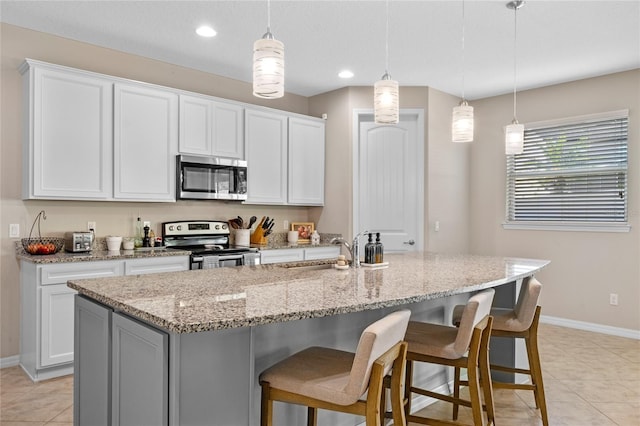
[304,246,340,261]
[125,256,189,276]
[260,249,304,265]
[39,261,123,285]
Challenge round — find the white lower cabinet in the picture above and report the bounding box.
[20,256,188,381]
[40,285,77,367]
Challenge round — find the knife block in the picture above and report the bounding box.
[250,227,268,245]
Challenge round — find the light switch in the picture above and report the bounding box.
[9,224,20,238]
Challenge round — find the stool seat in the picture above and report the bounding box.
[259,346,359,406]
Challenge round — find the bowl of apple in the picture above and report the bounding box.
[22,237,64,255]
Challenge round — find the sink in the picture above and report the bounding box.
[279,262,336,271]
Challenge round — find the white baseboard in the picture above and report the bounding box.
[0,355,20,369]
[541,315,640,340]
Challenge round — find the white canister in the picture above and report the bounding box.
[235,229,250,247]
[287,230,299,244]
[106,236,122,251]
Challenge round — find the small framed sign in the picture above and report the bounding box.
[291,222,314,242]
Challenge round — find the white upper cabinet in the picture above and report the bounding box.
[114,83,178,201]
[245,109,325,206]
[179,94,244,159]
[288,117,325,205]
[21,60,113,200]
[245,109,288,204]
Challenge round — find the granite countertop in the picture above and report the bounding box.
[67,252,550,334]
[16,241,191,264]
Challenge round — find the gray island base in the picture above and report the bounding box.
[69,252,549,426]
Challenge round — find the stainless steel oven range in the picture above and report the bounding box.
[162,220,260,269]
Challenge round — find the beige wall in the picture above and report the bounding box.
[0,24,316,359]
[470,70,640,330]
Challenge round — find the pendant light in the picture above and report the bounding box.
[505,0,525,155]
[452,0,474,143]
[374,0,399,124]
[253,0,284,99]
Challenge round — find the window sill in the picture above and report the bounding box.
[502,222,631,233]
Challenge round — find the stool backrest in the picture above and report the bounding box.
[514,276,542,330]
[345,309,411,400]
[454,289,495,356]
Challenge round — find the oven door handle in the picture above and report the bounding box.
[217,254,245,262]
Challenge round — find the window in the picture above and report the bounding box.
[505,110,629,232]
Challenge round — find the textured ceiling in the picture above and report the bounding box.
[1,0,639,99]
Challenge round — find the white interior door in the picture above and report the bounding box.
[354,110,424,252]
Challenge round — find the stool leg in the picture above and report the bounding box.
[466,358,484,425]
[307,407,318,426]
[453,366,461,420]
[526,333,548,426]
[404,360,414,417]
[260,382,273,426]
[479,325,495,425]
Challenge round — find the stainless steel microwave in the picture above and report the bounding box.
[176,155,247,200]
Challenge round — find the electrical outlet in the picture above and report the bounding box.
[609,293,619,306]
[283,220,289,230]
[9,224,20,238]
[434,221,440,232]
[87,221,96,232]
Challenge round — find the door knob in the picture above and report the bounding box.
[403,240,415,245]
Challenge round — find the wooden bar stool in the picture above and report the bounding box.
[452,277,548,426]
[259,309,411,426]
[398,289,496,426]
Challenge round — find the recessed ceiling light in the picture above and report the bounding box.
[338,70,354,79]
[196,26,217,38]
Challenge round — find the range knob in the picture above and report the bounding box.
[168,225,174,231]
[221,224,228,230]
[215,224,220,230]
[177,225,182,231]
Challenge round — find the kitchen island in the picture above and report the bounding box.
[68,252,549,426]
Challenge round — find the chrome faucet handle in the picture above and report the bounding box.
[351,230,369,268]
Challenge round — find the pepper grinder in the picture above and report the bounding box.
[142,225,151,247]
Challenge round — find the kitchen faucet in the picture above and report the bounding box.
[330,230,369,268]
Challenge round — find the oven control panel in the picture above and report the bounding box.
[162,221,230,237]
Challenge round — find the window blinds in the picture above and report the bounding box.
[506,111,628,224]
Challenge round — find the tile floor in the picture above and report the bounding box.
[0,323,638,425]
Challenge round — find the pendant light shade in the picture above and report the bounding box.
[505,120,524,155]
[452,0,474,143]
[253,0,284,99]
[505,0,524,154]
[253,34,284,99]
[374,0,399,125]
[452,102,474,143]
[374,72,399,124]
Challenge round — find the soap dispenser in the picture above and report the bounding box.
[374,233,384,263]
[364,233,375,264]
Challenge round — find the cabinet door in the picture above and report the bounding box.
[74,295,112,426]
[288,117,325,205]
[114,83,178,201]
[23,63,113,200]
[245,109,287,204]
[179,94,212,155]
[212,101,244,159]
[112,313,168,426]
[40,285,77,367]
